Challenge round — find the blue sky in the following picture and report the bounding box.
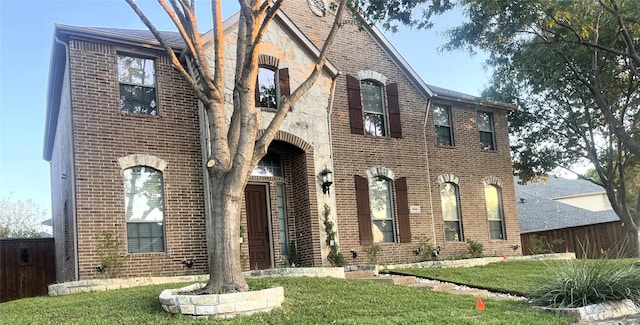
[0,0,490,222]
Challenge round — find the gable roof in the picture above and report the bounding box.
[514,176,619,233]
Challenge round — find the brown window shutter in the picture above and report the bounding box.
[387,83,402,138]
[395,177,411,243]
[278,68,290,97]
[347,74,364,135]
[355,175,373,246]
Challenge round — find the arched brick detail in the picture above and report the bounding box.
[258,130,314,153]
[437,173,460,185]
[258,54,279,68]
[366,166,396,180]
[356,69,387,85]
[482,176,503,188]
[117,154,167,171]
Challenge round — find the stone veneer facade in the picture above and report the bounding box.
[45,0,520,282]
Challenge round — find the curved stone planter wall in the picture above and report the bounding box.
[379,253,576,271]
[536,299,640,321]
[159,283,284,319]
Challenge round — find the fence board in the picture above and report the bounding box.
[0,238,56,302]
[520,221,626,259]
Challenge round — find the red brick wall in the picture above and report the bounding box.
[68,38,207,279]
[282,2,521,264]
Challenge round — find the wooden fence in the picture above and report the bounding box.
[520,221,627,259]
[0,238,56,302]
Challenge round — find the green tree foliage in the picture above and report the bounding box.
[445,0,640,256]
[0,194,46,238]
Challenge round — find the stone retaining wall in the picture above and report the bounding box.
[48,267,343,296]
[380,253,576,271]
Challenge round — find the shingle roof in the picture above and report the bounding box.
[56,24,185,49]
[514,176,619,233]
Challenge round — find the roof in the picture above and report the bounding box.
[428,84,515,110]
[514,176,620,233]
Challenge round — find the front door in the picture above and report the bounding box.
[245,184,271,270]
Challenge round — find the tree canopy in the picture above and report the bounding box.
[445,0,640,254]
[0,195,47,239]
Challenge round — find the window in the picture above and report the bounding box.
[257,67,277,109]
[346,74,402,138]
[118,54,157,115]
[251,152,283,177]
[355,173,410,245]
[369,176,395,243]
[124,166,165,252]
[361,80,387,136]
[484,184,505,240]
[440,182,463,241]
[276,184,289,256]
[434,105,453,146]
[478,112,495,150]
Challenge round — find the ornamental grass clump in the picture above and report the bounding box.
[528,256,640,308]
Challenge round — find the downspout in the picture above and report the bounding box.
[423,98,437,246]
[54,35,80,281]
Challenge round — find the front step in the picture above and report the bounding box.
[344,270,377,279]
[408,282,455,292]
[363,275,417,285]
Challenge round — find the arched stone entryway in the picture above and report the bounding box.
[242,132,321,270]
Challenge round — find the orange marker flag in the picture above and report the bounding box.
[503,255,507,260]
[566,247,569,254]
[600,248,605,255]
[476,297,486,311]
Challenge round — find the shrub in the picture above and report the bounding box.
[466,239,484,258]
[415,237,437,262]
[363,244,382,265]
[323,204,345,267]
[529,257,640,308]
[96,232,126,278]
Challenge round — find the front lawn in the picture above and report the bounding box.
[0,276,576,324]
[391,259,637,296]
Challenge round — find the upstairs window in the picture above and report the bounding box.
[361,80,387,136]
[484,184,506,240]
[478,111,495,150]
[124,166,165,252]
[440,182,463,241]
[118,54,157,115]
[434,105,453,146]
[255,55,290,110]
[257,67,277,109]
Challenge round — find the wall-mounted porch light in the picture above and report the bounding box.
[320,167,333,195]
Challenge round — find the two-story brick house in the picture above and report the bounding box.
[44,1,519,282]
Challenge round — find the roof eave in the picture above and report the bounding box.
[43,30,67,162]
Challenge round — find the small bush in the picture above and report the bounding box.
[96,232,126,278]
[529,257,640,308]
[364,244,382,265]
[467,239,484,258]
[415,237,437,262]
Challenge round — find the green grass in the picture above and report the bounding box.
[0,276,576,324]
[391,259,637,296]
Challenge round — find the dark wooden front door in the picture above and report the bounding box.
[245,184,271,270]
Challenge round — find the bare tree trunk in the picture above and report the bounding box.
[623,224,640,258]
[204,174,248,293]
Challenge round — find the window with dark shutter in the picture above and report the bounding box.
[354,175,373,245]
[387,83,402,138]
[395,177,411,243]
[347,75,364,134]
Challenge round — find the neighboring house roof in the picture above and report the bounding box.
[514,176,620,233]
